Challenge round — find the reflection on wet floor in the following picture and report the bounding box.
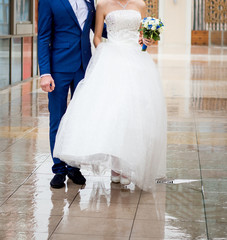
[0,46,227,239]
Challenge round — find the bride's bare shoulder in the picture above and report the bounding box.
[96,0,116,16]
[137,0,146,9]
[96,0,113,8]
[130,0,146,11]
[132,0,146,17]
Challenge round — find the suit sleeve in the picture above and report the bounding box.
[38,0,53,75]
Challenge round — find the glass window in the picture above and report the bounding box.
[16,0,31,22]
[0,38,10,88]
[12,38,22,84]
[0,0,10,35]
[23,37,32,80]
[33,36,38,76]
[35,0,38,33]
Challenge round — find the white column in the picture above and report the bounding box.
[158,0,192,54]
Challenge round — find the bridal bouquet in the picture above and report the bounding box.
[139,17,164,51]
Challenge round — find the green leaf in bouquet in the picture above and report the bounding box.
[152,31,160,41]
[153,35,160,41]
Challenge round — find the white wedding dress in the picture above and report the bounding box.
[53,10,167,191]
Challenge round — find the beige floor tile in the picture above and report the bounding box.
[0,171,31,187]
[0,162,42,173]
[68,201,137,219]
[137,204,205,222]
[0,186,20,200]
[22,131,49,140]
[0,126,36,133]
[50,233,128,240]
[0,231,49,240]
[140,191,203,206]
[130,238,165,240]
[55,216,133,237]
[167,126,196,133]
[203,179,227,193]
[167,159,199,169]
[207,221,227,239]
[150,181,202,193]
[196,121,227,130]
[197,132,227,146]
[204,192,227,207]
[131,219,207,239]
[167,144,198,152]
[0,199,6,206]
[131,219,166,239]
[0,152,49,164]
[0,130,27,139]
[167,132,197,145]
[0,198,71,215]
[205,205,227,223]
[0,212,61,234]
[4,139,50,154]
[82,175,140,192]
[200,158,227,170]
[74,188,141,204]
[35,161,54,174]
[0,138,17,152]
[201,169,227,179]
[167,150,198,161]
[166,168,201,179]
[10,184,80,201]
[198,145,227,153]
[24,173,55,186]
[136,204,166,221]
[24,172,84,190]
[140,192,167,205]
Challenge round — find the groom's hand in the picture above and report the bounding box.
[40,75,55,92]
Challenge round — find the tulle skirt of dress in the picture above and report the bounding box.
[53,41,167,192]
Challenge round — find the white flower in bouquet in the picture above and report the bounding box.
[155,19,160,25]
[159,26,165,33]
[139,17,164,51]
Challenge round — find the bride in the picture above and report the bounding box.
[53,0,167,191]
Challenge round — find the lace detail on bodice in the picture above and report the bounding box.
[105,10,141,44]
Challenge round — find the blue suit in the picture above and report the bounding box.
[38,0,107,174]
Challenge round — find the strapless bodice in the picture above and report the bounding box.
[105,10,141,44]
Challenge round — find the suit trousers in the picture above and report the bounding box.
[48,66,85,174]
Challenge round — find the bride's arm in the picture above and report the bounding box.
[138,2,147,45]
[140,3,154,46]
[93,2,105,48]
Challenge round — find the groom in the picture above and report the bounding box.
[38,0,107,188]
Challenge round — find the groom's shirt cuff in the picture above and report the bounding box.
[40,74,51,78]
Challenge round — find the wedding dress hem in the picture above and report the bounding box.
[53,10,167,192]
[55,152,165,191]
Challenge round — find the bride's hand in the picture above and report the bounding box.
[143,38,155,46]
[138,36,143,46]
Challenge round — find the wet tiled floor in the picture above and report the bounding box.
[0,46,226,239]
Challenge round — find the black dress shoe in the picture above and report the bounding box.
[50,173,66,189]
[67,168,86,185]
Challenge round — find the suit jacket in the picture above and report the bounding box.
[38,0,107,75]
